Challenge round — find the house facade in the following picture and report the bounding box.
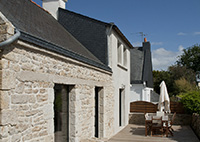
[57,8,132,133]
[0,0,117,141]
[130,39,154,102]
[107,27,131,131]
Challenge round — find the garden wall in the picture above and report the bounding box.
[191,113,200,139]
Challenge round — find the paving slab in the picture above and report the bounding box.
[108,124,199,142]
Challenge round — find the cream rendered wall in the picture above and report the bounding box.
[107,30,130,134]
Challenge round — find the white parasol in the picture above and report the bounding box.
[158,81,171,113]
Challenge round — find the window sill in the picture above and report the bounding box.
[117,63,128,71]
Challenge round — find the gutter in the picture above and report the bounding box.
[19,31,112,73]
[0,29,21,47]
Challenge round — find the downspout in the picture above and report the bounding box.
[0,29,21,47]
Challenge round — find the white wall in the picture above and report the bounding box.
[130,84,143,101]
[130,84,153,102]
[43,0,66,19]
[107,30,130,134]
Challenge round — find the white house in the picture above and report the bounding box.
[56,7,133,134]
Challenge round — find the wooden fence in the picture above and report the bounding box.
[130,101,185,114]
[170,101,185,114]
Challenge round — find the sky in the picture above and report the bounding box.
[33,0,200,71]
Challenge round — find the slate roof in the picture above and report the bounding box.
[130,42,154,88]
[0,0,111,72]
[58,8,133,65]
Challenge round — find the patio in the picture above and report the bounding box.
[108,124,199,142]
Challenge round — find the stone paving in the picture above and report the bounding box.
[108,124,199,142]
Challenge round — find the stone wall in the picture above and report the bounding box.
[191,113,200,139]
[129,113,191,125]
[0,37,115,142]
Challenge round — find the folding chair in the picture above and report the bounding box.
[151,116,164,137]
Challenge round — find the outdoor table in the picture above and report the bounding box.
[145,113,169,137]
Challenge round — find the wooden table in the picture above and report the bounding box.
[145,113,169,137]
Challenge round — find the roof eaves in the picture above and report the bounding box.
[112,25,134,49]
[19,30,112,73]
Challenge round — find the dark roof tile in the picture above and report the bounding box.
[58,8,133,65]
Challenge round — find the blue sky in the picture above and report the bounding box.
[33,0,200,70]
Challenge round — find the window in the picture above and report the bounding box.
[117,40,128,68]
[117,41,122,64]
[123,47,127,67]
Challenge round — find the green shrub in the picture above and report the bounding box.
[180,90,200,114]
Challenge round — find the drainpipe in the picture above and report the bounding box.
[0,29,20,47]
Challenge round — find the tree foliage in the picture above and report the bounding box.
[153,70,173,96]
[174,77,196,95]
[153,45,199,96]
[180,90,200,114]
[153,67,196,96]
[168,65,196,84]
[177,44,200,72]
[168,65,196,95]
[153,44,200,114]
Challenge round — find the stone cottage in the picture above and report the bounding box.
[0,0,117,141]
[130,38,155,102]
[48,7,133,134]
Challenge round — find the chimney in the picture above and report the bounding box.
[43,0,68,19]
[142,38,151,51]
[144,37,147,42]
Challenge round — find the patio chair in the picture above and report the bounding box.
[151,116,164,136]
[163,112,176,136]
[156,111,164,117]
